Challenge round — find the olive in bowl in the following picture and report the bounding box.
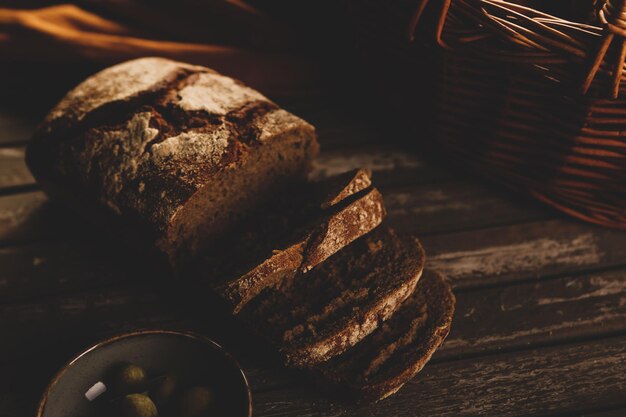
[37,330,252,417]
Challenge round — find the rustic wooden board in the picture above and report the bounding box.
[0,191,62,243]
[2,213,626,303]
[251,336,626,417]
[311,145,453,185]
[0,263,623,369]
[383,181,551,235]
[0,100,624,417]
[0,112,35,145]
[0,147,35,192]
[585,409,626,417]
[1,277,624,417]
[423,219,626,289]
[440,268,626,360]
[0,239,163,301]
[0,250,623,382]
[0,178,551,245]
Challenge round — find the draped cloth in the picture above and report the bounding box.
[0,2,319,95]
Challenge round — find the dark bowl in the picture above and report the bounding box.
[37,330,252,417]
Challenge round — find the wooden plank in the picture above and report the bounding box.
[383,181,551,235]
[311,145,452,185]
[0,147,35,191]
[252,336,626,417]
[0,263,623,365]
[0,177,552,244]
[1,216,625,301]
[0,237,166,302]
[584,409,626,417]
[0,198,556,300]
[439,268,626,360]
[422,219,626,289]
[0,267,623,415]
[0,191,59,243]
[0,112,35,145]
[0,284,282,395]
[0,142,554,241]
[0,338,626,417]
[0,281,624,416]
[0,287,209,366]
[0,144,450,241]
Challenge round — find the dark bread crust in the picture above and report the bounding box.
[316,269,455,403]
[239,227,426,368]
[317,168,372,209]
[26,57,318,264]
[300,187,386,273]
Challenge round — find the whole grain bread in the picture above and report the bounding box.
[316,269,455,402]
[25,57,454,405]
[26,57,319,266]
[239,227,426,367]
[196,169,385,313]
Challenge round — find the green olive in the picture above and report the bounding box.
[114,363,147,393]
[151,373,177,405]
[120,393,158,417]
[180,386,215,417]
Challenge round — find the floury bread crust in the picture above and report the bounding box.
[26,57,319,265]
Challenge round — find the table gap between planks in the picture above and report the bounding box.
[0,96,624,417]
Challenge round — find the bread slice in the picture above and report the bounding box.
[316,269,455,403]
[26,57,319,267]
[197,169,385,313]
[239,227,426,368]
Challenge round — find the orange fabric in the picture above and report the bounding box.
[0,4,319,95]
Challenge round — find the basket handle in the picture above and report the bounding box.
[581,0,626,98]
[407,0,452,48]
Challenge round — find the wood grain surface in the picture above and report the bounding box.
[0,100,624,417]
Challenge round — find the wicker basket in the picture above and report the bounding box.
[408,0,626,229]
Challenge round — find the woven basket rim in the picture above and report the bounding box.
[411,0,626,98]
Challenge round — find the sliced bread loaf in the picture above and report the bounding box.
[316,269,455,402]
[239,227,426,367]
[26,57,319,266]
[197,169,385,313]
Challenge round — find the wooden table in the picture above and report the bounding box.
[1,95,625,417]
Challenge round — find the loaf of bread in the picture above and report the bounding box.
[316,269,455,402]
[199,169,385,313]
[26,57,455,404]
[240,227,426,367]
[26,57,319,265]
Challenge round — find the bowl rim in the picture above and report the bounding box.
[36,329,253,417]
